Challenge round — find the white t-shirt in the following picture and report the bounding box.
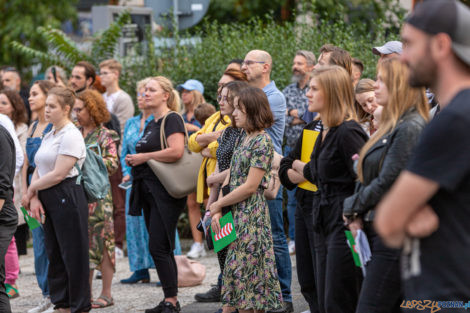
[0,113,24,176]
[35,122,86,178]
[103,90,122,113]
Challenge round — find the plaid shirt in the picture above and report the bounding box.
[282,82,308,148]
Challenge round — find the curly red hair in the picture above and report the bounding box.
[76,89,110,125]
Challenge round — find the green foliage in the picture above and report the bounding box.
[120,15,399,107]
[10,11,132,74]
[0,0,78,72]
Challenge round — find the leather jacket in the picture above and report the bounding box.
[343,109,427,221]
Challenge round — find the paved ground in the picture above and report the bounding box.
[11,241,308,313]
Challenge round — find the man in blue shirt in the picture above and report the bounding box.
[242,50,292,313]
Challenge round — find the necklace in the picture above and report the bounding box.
[53,121,68,135]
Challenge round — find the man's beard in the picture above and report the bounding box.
[291,72,305,83]
[408,56,437,89]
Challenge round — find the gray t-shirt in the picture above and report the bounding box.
[35,122,86,178]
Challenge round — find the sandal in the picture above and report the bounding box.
[91,295,114,309]
[5,283,19,299]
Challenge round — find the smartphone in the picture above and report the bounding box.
[118,181,132,190]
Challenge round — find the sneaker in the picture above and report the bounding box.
[115,247,124,259]
[95,270,102,279]
[288,240,295,255]
[194,284,221,302]
[186,242,206,259]
[42,306,56,313]
[145,300,181,313]
[28,296,53,313]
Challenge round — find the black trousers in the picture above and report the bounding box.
[141,180,185,299]
[295,192,320,313]
[38,178,91,313]
[313,198,361,313]
[13,223,29,255]
[355,222,401,313]
[0,217,17,313]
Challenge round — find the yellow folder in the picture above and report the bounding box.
[298,129,319,192]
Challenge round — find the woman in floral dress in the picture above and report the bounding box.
[75,89,119,309]
[209,86,282,313]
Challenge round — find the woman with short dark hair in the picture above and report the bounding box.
[209,86,282,313]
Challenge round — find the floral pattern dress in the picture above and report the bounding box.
[221,132,282,311]
[83,126,119,270]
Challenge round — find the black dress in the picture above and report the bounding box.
[129,112,186,299]
[303,120,368,313]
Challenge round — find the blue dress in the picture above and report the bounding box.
[121,114,181,272]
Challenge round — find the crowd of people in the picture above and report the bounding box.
[0,1,470,313]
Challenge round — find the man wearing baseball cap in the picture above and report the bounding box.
[376,0,470,303]
[372,40,403,61]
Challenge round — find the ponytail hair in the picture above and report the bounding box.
[48,86,76,118]
[149,76,180,112]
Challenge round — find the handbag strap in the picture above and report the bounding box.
[159,111,190,149]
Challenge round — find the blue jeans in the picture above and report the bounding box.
[267,188,292,302]
[32,226,49,297]
[284,145,297,241]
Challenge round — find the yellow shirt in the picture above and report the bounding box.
[188,111,231,203]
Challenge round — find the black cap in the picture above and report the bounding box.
[406,0,470,66]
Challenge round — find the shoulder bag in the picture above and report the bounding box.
[146,112,203,199]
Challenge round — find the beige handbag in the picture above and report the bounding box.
[146,112,203,199]
[175,255,206,287]
[264,151,282,200]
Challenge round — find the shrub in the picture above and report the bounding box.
[122,15,399,107]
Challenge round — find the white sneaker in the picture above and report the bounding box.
[186,242,206,259]
[288,240,296,255]
[28,296,53,313]
[42,306,56,313]
[301,310,311,313]
[115,247,124,259]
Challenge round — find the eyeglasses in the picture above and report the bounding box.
[241,60,265,67]
[137,92,145,97]
[217,95,228,102]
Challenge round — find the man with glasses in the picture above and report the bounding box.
[99,59,134,260]
[242,50,293,313]
[99,59,134,135]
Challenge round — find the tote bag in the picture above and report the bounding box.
[147,112,203,199]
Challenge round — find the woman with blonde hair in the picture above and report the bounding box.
[74,89,120,309]
[126,76,186,313]
[292,65,368,313]
[343,58,428,313]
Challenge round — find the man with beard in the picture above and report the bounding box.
[283,50,316,255]
[241,50,292,313]
[69,61,96,93]
[375,0,470,305]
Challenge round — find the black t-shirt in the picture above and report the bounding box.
[405,89,470,301]
[133,112,185,178]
